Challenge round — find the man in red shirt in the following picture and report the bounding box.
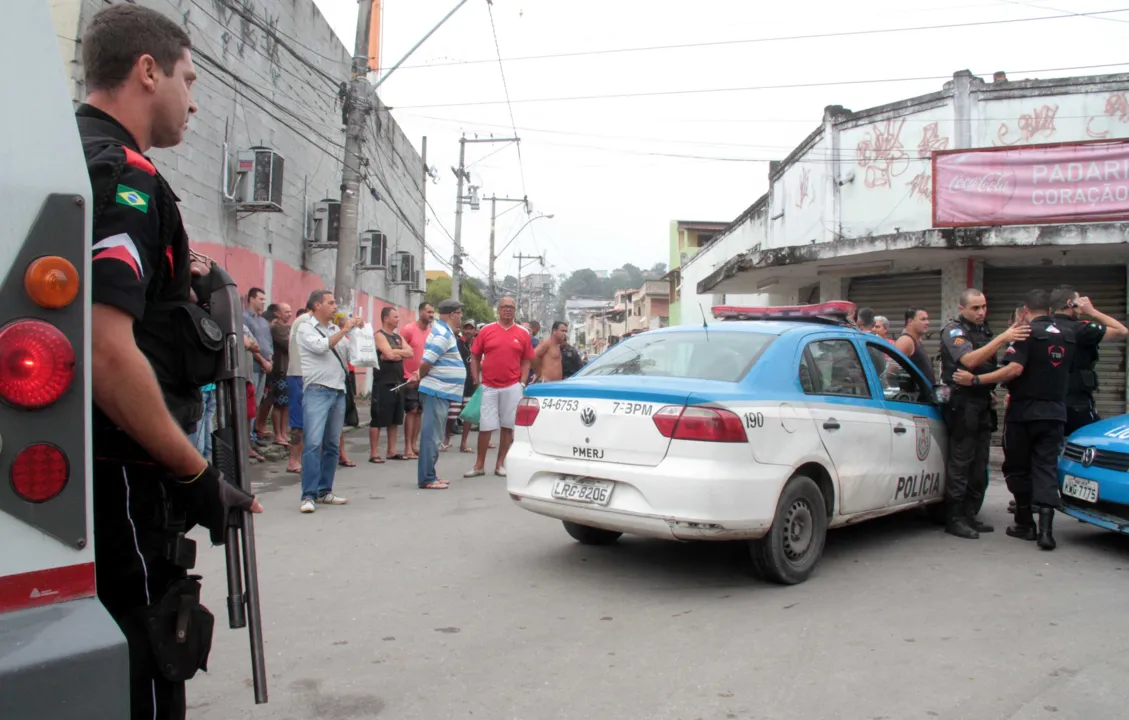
[465,296,534,477]
[401,302,434,459]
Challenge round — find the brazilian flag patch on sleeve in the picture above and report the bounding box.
[115,184,150,213]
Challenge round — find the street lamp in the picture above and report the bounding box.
[496,213,554,258]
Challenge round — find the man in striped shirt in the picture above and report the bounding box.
[409,299,467,489]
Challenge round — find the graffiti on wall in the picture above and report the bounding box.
[856,118,910,189]
[997,104,1059,146]
[907,122,950,202]
[1086,92,1129,139]
[795,167,813,208]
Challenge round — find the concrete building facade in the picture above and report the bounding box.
[53,0,429,396]
[682,69,1129,420]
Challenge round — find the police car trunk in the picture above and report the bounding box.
[509,324,776,538]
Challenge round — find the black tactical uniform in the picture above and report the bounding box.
[1052,312,1106,436]
[1001,315,1074,550]
[938,316,998,537]
[80,104,206,720]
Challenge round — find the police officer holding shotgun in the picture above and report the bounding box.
[81,6,262,718]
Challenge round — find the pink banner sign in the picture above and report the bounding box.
[932,140,1129,227]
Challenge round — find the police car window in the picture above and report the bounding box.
[865,343,931,404]
[802,339,871,399]
[576,331,772,382]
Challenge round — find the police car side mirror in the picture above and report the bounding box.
[933,385,951,405]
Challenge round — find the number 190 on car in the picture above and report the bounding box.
[552,478,613,506]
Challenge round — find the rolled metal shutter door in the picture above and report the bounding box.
[983,265,1127,443]
[848,271,944,379]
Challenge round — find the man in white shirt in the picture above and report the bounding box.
[295,290,364,514]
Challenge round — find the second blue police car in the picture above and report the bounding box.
[506,302,950,585]
[1058,415,1129,534]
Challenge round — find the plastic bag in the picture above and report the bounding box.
[351,322,379,369]
[460,386,483,425]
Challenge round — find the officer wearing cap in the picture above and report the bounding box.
[1049,285,1128,435]
[954,289,1073,551]
[79,6,260,718]
[937,288,1028,539]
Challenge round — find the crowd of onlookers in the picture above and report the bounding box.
[187,287,585,509]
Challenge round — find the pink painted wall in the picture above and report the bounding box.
[191,241,265,297]
[272,259,329,314]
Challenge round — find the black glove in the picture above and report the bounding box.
[173,464,254,545]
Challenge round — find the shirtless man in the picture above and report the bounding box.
[533,321,569,383]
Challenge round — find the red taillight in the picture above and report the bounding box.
[652,405,748,443]
[11,444,69,503]
[0,320,76,409]
[515,397,541,426]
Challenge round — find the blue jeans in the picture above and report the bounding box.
[418,392,450,487]
[300,384,346,501]
[188,389,217,461]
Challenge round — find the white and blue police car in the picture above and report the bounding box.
[1058,415,1129,534]
[506,302,950,585]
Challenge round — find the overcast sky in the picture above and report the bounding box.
[310,0,1129,282]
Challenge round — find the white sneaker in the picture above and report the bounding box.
[317,493,348,505]
[300,499,316,513]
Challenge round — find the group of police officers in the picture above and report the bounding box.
[937,286,1126,549]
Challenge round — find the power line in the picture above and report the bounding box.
[206,0,344,89]
[484,1,528,197]
[193,49,346,151]
[389,7,1129,70]
[187,0,344,96]
[395,61,1129,109]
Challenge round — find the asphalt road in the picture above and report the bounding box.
[187,429,1129,720]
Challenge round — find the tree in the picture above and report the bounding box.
[426,276,495,324]
[646,262,667,279]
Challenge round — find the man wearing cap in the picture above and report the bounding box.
[409,299,467,489]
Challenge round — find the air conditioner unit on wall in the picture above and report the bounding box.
[358,230,387,268]
[412,269,425,293]
[390,251,414,284]
[310,199,341,247]
[233,147,284,212]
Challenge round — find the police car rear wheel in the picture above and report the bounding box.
[749,475,827,585]
[562,521,622,546]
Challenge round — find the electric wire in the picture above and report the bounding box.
[395,60,1129,109]
[390,7,1129,70]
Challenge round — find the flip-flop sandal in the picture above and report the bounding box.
[338,459,357,467]
[273,441,291,447]
[459,448,475,453]
[368,456,386,464]
[387,453,408,461]
[439,443,451,452]
[404,454,419,460]
[419,481,449,489]
[286,467,301,474]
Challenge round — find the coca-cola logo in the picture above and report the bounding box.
[940,157,1017,218]
[947,171,1013,195]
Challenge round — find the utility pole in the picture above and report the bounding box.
[333,0,374,315]
[332,1,467,314]
[450,136,520,302]
[514,252,544,320]
[487,194,529,304]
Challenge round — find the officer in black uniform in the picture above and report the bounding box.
[1050,285,1128,435]
[80,7,260,719]
[955,289,1073,551]
[938,289,1027,539]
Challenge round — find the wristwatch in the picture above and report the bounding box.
[972,375,981,386]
